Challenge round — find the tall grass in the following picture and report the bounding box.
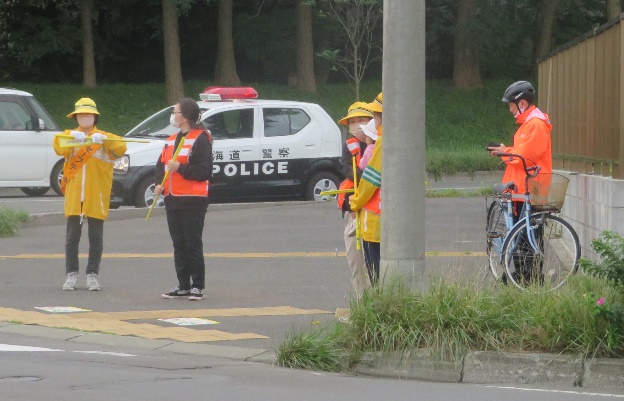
[0,207,29,237]
[7,79,517,176]
[276,276,624,372]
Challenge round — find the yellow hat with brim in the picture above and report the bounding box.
[67,97,100,118]
[366,92,383,113]
[337,101,374,125]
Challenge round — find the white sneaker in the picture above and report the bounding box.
[86,273,101,291]
[63,272,78,291]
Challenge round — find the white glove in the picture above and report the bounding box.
[70,130,86,143]
[91,133,107,144]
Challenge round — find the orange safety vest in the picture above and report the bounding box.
[161,130,210,197]
[337,138,362,209]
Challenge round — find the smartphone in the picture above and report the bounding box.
[485,141,500,150]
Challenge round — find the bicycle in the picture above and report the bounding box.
[485,153,581,290]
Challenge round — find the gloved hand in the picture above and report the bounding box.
[346,137,361,155]
[91,133,107,144]
[70,130,86,143]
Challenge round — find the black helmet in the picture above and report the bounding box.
[502,81,535,104]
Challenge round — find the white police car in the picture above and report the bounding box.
[0,88,64,196]
[111,87,343,207]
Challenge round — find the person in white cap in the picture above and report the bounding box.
[358,119,378,170]
[53,98,127,291]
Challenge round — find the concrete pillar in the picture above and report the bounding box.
[380,0,427,292]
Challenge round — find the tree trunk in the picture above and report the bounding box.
[607,0,622,20]
[534,0,561,63]
[452,0,481,89]
[162,0,184,104]
[214,0,241,86]
[314,28,330,87]
[294,0,316,93]
[81,0,96,88]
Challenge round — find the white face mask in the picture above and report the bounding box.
[169,113,180,128]
[77,114,95,128]
[349,123,363,136]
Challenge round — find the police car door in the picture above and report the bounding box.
[204,107,260,199]
[259,106,320,197]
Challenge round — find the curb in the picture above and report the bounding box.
[2,321,623,388]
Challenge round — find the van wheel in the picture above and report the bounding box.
[305,172,340,201]
[51,162,64,196]
[20,187,49,196]
[134,177,164,208]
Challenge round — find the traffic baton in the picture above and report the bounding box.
[55,134,150,148]
[352,154,361,250]
[145,138,185,221]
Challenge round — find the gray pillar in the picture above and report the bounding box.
[380,0,427,292]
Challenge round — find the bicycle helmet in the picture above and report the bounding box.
[502,81,535,104]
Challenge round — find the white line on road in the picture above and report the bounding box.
[0,344,62,352]
[485,385,624,398]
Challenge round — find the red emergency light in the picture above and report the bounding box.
[199,86,258,101]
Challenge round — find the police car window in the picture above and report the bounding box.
[263,108,310,137]
[202,108,253,140]
[0,101,30,131]
[126,106,177,139]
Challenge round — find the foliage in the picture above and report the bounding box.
[276,324,345,371]
[276,276,624,372]
[579,231,624,345]
[0,207,29,237]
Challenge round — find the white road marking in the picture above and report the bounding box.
[485,385,624,398]
[0,344,62,352]
[74,351,136,357]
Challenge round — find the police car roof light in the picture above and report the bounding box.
[199,87,259,101]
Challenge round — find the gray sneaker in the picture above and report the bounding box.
[63,272,78,291]
[86,273,101,291]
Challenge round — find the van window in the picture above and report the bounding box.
[203,108,254,140]
[0,101,30,131]
[263,108,311,137]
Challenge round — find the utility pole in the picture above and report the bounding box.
[380,0,428,292]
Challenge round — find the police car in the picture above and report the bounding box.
[111,87,344,207]
[0,88,64,196]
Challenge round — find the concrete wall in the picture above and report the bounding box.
[560,171,624,259]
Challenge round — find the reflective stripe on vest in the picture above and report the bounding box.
[161,130,209,197]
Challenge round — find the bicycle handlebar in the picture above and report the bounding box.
[494,152,541,178]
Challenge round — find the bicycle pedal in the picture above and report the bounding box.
[487,231,500,239]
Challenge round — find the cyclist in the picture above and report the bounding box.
[487,81,553,283]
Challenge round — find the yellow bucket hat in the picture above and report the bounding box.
[337,102,374,125]
[366,92,382,113]
[67,97,100,118]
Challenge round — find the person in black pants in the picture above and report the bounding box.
[154,98,213,301]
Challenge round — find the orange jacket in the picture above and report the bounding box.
[161,130,210,197]
[500,105,552,194]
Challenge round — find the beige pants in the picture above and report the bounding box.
[343,212,370,299]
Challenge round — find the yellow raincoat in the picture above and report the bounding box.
[52,127,127,220]
[350,126,382,243]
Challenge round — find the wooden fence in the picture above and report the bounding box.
[538,16,624,179]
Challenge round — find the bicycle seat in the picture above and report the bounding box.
[493,181,515,194]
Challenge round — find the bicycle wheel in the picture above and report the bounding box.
[486,200,507,280]
[502,214,580,290]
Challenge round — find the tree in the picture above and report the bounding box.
[316,0,382,100]
[80,0,96,88]
[162,0,184,104]
[452,0,481,88]
[534,0,561,65]
[214,0,241,85]
[607,0,621,19]
[293,0,317,92]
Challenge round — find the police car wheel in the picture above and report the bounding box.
[305,172,340,202]
[20,187,50,197]
[134,177,165,208]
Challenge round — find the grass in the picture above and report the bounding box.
[7,79,517,178]
[276,275,624,372]
[0,207,28,237]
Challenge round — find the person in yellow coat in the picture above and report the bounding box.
[52,98,127,291]
[350,93,382,284]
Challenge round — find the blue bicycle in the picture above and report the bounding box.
[486,153,581,290]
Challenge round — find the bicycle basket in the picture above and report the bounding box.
[528,173,569,212]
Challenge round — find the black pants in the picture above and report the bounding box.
[66,215,103,274]
[362,240,380,285]
[166,208,207,290]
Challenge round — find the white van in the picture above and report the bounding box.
[0,88,64,196]
[111,87,344,207]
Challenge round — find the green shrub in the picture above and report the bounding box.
[0,207,29,237]
[276,325,344,372]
